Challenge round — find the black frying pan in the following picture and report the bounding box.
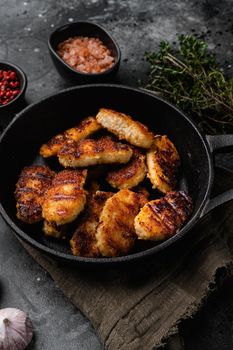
[0,84,233,266]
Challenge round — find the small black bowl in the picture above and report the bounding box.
[0,61,27,113]
[48,21,121,84]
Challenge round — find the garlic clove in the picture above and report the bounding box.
[0,308,33,350]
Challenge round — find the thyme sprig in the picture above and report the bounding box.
[144,34,233,134]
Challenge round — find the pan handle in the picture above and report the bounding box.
[206,134,233,151]
[200,188,233,217]
[200,134,233,217]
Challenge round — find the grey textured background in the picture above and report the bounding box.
[1,0,233,349]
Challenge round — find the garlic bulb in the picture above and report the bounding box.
[0,308,33,350]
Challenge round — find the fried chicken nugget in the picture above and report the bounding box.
[134,191,193,241]
[42,169,87,237]
[58,136,133,168]
[96,189,148,257]
[40,116,101,158]
[70,191,114,257]
[106,149,147,189]
[147,135,180,193]
[43,220,68,239]
[15,165,55,224]
[96,108,154,149]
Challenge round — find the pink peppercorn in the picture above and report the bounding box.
[0,69,21,106]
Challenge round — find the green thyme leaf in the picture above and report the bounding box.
[143,34,233,134]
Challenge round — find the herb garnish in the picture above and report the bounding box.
[144,34,233,134]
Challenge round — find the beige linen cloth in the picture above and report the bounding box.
[22,168,233,349]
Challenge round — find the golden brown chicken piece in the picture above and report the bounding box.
[134,191,193,241]
[96,108,154,149]
[43,221,68,239]
[65,117,101,140]
[70,191,114,257]
[106,149,147,189]
[15,165,55,224]
[96,189,148,257]
[40,116,101,158]
[42,169,87,237]
[40,134,66,158]
[146,135,180,193]
[58,136,133,168]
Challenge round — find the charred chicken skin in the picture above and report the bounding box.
[96,189,148,257]
[96,108,154,149]
[106,149,147,190]
[134,191,193,241]
[147,135,180,193]
[42,169,87,237]
[15,165,55,224]
[70,191,113,257]
[58,136,133,168]
[40,116,101,158]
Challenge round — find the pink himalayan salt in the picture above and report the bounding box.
[57,36,115,74]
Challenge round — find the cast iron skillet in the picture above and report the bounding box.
[0,84,233,266]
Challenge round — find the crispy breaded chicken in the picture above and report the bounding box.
[96,189,148,257]
[70,191,114,257]
[43,220,68,239]
[40,116,101,158]
[58,136,133,168]
[40,134,67,158]
[15,165,55,224]
[147,135,180,193]
[134,191,193,241]
[96,108,154,149]
[65,117,101,140]
[106,149,147,189]
[42,169,87,237]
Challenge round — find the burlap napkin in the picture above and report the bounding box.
[22,168,233,350]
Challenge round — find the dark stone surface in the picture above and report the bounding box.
[0,0,233,349]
